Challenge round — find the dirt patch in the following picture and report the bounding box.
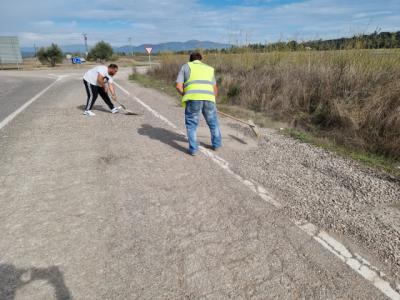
[99,153,129,165]
[390,202,400,211]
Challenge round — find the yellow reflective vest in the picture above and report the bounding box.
[182,60,216,106]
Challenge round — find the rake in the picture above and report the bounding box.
[218,111,260,138]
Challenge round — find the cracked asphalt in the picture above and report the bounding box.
[0,68,397,299]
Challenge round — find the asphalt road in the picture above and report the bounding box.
[0,68,398,299]
[0,74,53,123]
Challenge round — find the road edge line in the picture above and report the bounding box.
[0,77,62,131]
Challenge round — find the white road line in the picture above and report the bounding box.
[114,81,400,300]
[298,222,400,300]
[48,74,70,80]
[0,74,56,80]
[0,77,62,131]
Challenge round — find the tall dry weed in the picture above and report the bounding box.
[149,50,400,159]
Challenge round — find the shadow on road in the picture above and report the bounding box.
[76,105,110,113]
[228,134,247,145]
[0,264,72,300]
[138,124,188,154]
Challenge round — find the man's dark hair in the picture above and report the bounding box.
[108,64,118,69]
[189,52,202,62]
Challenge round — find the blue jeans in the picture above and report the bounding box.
[185,100,222,154]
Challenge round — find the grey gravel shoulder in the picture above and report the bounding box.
[224,124,400,285]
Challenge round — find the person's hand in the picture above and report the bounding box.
[104,86,109,94]
[111,94,117,101]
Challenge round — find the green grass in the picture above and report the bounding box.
[283,128,400,177]
[129,72,400,178]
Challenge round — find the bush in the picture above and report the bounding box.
[227,84,241,98]
[88,41,113,61]
[37,44,63,67]
[147,54,183,82]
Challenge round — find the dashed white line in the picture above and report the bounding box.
[298,222,400,300]
[114,81,400,300]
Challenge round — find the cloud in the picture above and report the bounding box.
[31,20,55,28]
[1,0,399,46]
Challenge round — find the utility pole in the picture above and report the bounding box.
[128,37,133,56]
[83,33,88,57]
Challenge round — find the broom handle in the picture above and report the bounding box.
[218,111,255,127]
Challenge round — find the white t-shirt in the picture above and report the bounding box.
[83,65,114,86]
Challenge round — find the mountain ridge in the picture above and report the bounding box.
[21,40,231,57]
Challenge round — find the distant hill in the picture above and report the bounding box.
[116,40,231,54]
[21,44,88,58]
[21,40,231,58]
[20,32,400,58]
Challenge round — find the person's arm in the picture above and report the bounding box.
[176,82,184,96]
[108,82,117,100]
[176,65,186,96]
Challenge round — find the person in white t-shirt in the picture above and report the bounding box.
[82,64,120,116]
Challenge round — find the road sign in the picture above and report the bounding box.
[72,57,81,64]
[145,47,153,65]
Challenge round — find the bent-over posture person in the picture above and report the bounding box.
[82,64,120,116]
[176,52,222,156]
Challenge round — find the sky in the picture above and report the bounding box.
[1,0,399,47]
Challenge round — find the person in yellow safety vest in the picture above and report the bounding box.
[176,52,222,156]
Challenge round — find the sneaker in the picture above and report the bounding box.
[83,110,95,116]
[212,146,221,151]
[189,151,199,156]
[111,107,120,114]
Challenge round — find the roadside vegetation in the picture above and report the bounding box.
[87,41,118,61]
[237,30,400,52]
[37,44,63,67]
[130,48,400,176]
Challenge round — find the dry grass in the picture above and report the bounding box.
[148,50,400,160]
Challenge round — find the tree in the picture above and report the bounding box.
[287,40,298,51]
[88,41,113,61]
[37,44,63,67]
